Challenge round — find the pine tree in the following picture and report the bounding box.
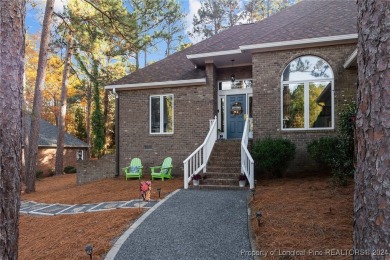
[0,0,25,257]
[354,0,390,254]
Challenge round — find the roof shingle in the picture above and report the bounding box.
[109,0,357,87]
[25,116,89,148]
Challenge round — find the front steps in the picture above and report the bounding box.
[190,140,245,190]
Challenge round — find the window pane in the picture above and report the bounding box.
[220,97,225,132]
[248,96,253,118]
[309,81,332,128]
[219,80,253,90]
[163,95,173,133]
[282,56,333,81]
[151,97,160,133]
[282,83,305,128]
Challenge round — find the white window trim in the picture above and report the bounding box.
[280,80,334,131]
[77,150,84,160]
[149,94,174,135]
[217,78,253,139]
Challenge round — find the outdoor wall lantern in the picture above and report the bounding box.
[256,211,262,226]
[231,59,235,82]
[85,244,93,259]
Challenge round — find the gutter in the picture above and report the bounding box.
[343,49,358,68]
[105,78,207,91]
[113,88,120,177]
[240,34,358,53]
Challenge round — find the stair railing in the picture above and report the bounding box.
[183,116,218,189]
[241,115,255,189]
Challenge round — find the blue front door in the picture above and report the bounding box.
[227,95,246,139]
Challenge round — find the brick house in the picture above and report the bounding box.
[24,116,89,176]
[106,0,357,180]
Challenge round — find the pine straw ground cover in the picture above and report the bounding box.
[20,174,183,259]
[250,174,353,260]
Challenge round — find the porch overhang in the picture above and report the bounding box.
[105,78,207,91]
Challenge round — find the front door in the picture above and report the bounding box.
[227,94,246,139]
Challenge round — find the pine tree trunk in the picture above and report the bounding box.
[104,89,109,149]
[55,35,73,176]
[354,1,390,257]
[25,0,55,193]
[22,102,29,184]
[0,0,25,258]
[86,81,92,159]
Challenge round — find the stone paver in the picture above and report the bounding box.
[20,199,158,216]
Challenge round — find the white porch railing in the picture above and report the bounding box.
[183,116,218,189]
[241,115,255,189]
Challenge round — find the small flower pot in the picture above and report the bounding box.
[193,179,200,186]
[239,180,246,187]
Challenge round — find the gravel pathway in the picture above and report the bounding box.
[108,189,252,260]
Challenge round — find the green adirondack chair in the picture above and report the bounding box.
[122,158,143,180]
[151,157,173,181]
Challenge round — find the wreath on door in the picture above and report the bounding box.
[230,102,243,116]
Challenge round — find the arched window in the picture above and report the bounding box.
[281,56,334,130]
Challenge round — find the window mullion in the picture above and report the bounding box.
[304,82,310,129]
[160,96,164,133]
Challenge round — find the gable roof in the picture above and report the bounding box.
[25,116,89,148]
[107,0,357,89]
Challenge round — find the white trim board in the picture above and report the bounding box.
[105,78,206,91]
[240,34,358,53]
[186,49,242,59]
[185,34,358,61]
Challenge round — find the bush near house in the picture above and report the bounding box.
[48,168,55,177]
[308,103,356,185]
[251,137,296,177]
[307,137,339,168]
[64,166,77,174]
[36,170,44,180]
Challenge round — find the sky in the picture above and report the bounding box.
[26,0,204,66]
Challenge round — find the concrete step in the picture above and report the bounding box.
[209,153,241,161]
[201,178,238,186]
[207,161,240,168]
[205,172,241,178]
[189,184,246,190]
[210,151,241,160]
[208,156,241,162]
[206,166,241,173]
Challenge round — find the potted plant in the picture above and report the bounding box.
[238,175,247,187]
[192,174,202,186]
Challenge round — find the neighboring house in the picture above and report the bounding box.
[106,0,358,175]
[24,116,89,175]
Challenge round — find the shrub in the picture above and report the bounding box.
[48,168,55,177]
[36,170,43,180]
[307,137,339,167]
[64,166,77,174]
[307,103,356,185]
[251,137,296,177]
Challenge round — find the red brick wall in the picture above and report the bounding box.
[117,44,357,176]
[118,83,215,175]
[251,44,357,173]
